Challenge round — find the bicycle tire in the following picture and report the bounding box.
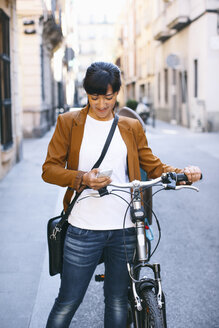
[140,289,165,328]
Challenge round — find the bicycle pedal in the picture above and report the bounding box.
[95,274,105,282]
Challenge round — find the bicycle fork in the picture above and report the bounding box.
[127,262,164,309]
[127,261,167,328]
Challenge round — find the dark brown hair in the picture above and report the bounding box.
[83,62,121,95]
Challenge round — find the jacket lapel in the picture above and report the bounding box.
[68,106,89,170]
[117,119,135,181]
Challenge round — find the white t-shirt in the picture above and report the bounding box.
[68,115,134,230]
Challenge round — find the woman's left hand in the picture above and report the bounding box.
[82,168,112,190]
[182,165,202,183]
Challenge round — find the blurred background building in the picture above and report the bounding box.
[0,0,78,179]
[17,0,76,137]
[1,0,219,180]
[115,0,219,132]
[74,0,124,107]
[0,0,22,180]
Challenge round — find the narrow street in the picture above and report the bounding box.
[0,119,218,328]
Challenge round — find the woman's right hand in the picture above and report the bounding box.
[82,168,112,190]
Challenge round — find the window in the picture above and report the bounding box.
[194,59,198,98]
[158,72,160,102]
[0,9,13,149]
[179,71,187,103]
[140,84,145,99]
[164,68,168,104]
[172,69,176,85]
[147,82,151,99]
[40,45,45,101]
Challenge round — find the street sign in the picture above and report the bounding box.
[166,54,180,68]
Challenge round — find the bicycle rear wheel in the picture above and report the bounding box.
[140,289,164,328]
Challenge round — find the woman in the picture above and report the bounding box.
[42,62,201,327]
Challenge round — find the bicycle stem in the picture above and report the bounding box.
[133,194,149,262]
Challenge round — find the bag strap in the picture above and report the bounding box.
[92,113,119,196]
[92,114,119,169]
[56,113,119,228]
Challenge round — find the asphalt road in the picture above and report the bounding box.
[0,119,218,328]
[145,122,219,328]
[69,121,219,328]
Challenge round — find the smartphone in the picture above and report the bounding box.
[96,169,113,178]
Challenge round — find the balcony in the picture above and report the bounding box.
[42,15,63,49]
[153,15,174,42]
[154,30,173,42]
[166,0,190,31]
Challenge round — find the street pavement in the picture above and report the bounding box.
[0,118,219,328]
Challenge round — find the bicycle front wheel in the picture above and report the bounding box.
[140,289,165,328]
[127,299,135,328]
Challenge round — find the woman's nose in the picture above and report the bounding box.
[97,97,106,109]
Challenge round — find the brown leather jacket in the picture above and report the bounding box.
[42,105,181,210]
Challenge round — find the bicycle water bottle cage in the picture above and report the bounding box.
[161,172,177,189]
[130,206,146,222]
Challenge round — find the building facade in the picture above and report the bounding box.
[0,0,22,180]
[116,0,219,131]
[17,0,65,137]
[75,0,123,107]
[0,0,77,180]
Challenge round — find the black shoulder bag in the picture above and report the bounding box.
[47,114,119,276]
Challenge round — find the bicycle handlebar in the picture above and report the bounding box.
[109,172,202,191]
[110,177,162,189]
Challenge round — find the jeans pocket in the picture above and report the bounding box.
[67,225,89,237]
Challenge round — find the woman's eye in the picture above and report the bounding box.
[91,97,98,100]
[106,97,113,100]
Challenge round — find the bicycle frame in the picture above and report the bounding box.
[95,172,200,328]
[115,172,199,327]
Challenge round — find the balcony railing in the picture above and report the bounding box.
[166,0,190,31]
[153,15,174,42]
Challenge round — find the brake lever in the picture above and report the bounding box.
[175,185,199,192]
[162,172,176,190]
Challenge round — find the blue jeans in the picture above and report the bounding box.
[46,225,136,328]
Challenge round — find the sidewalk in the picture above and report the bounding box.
[0,128,61,328]
[0,127,105,328]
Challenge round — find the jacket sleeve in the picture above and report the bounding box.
[135,120,182,179]
[41,114,85,191]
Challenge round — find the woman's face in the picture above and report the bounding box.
[87,85,118,121]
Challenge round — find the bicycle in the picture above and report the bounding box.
[94,172,201,328]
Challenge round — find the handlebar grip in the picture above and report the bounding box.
[176,173,188,182]
[176,173,203,182]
